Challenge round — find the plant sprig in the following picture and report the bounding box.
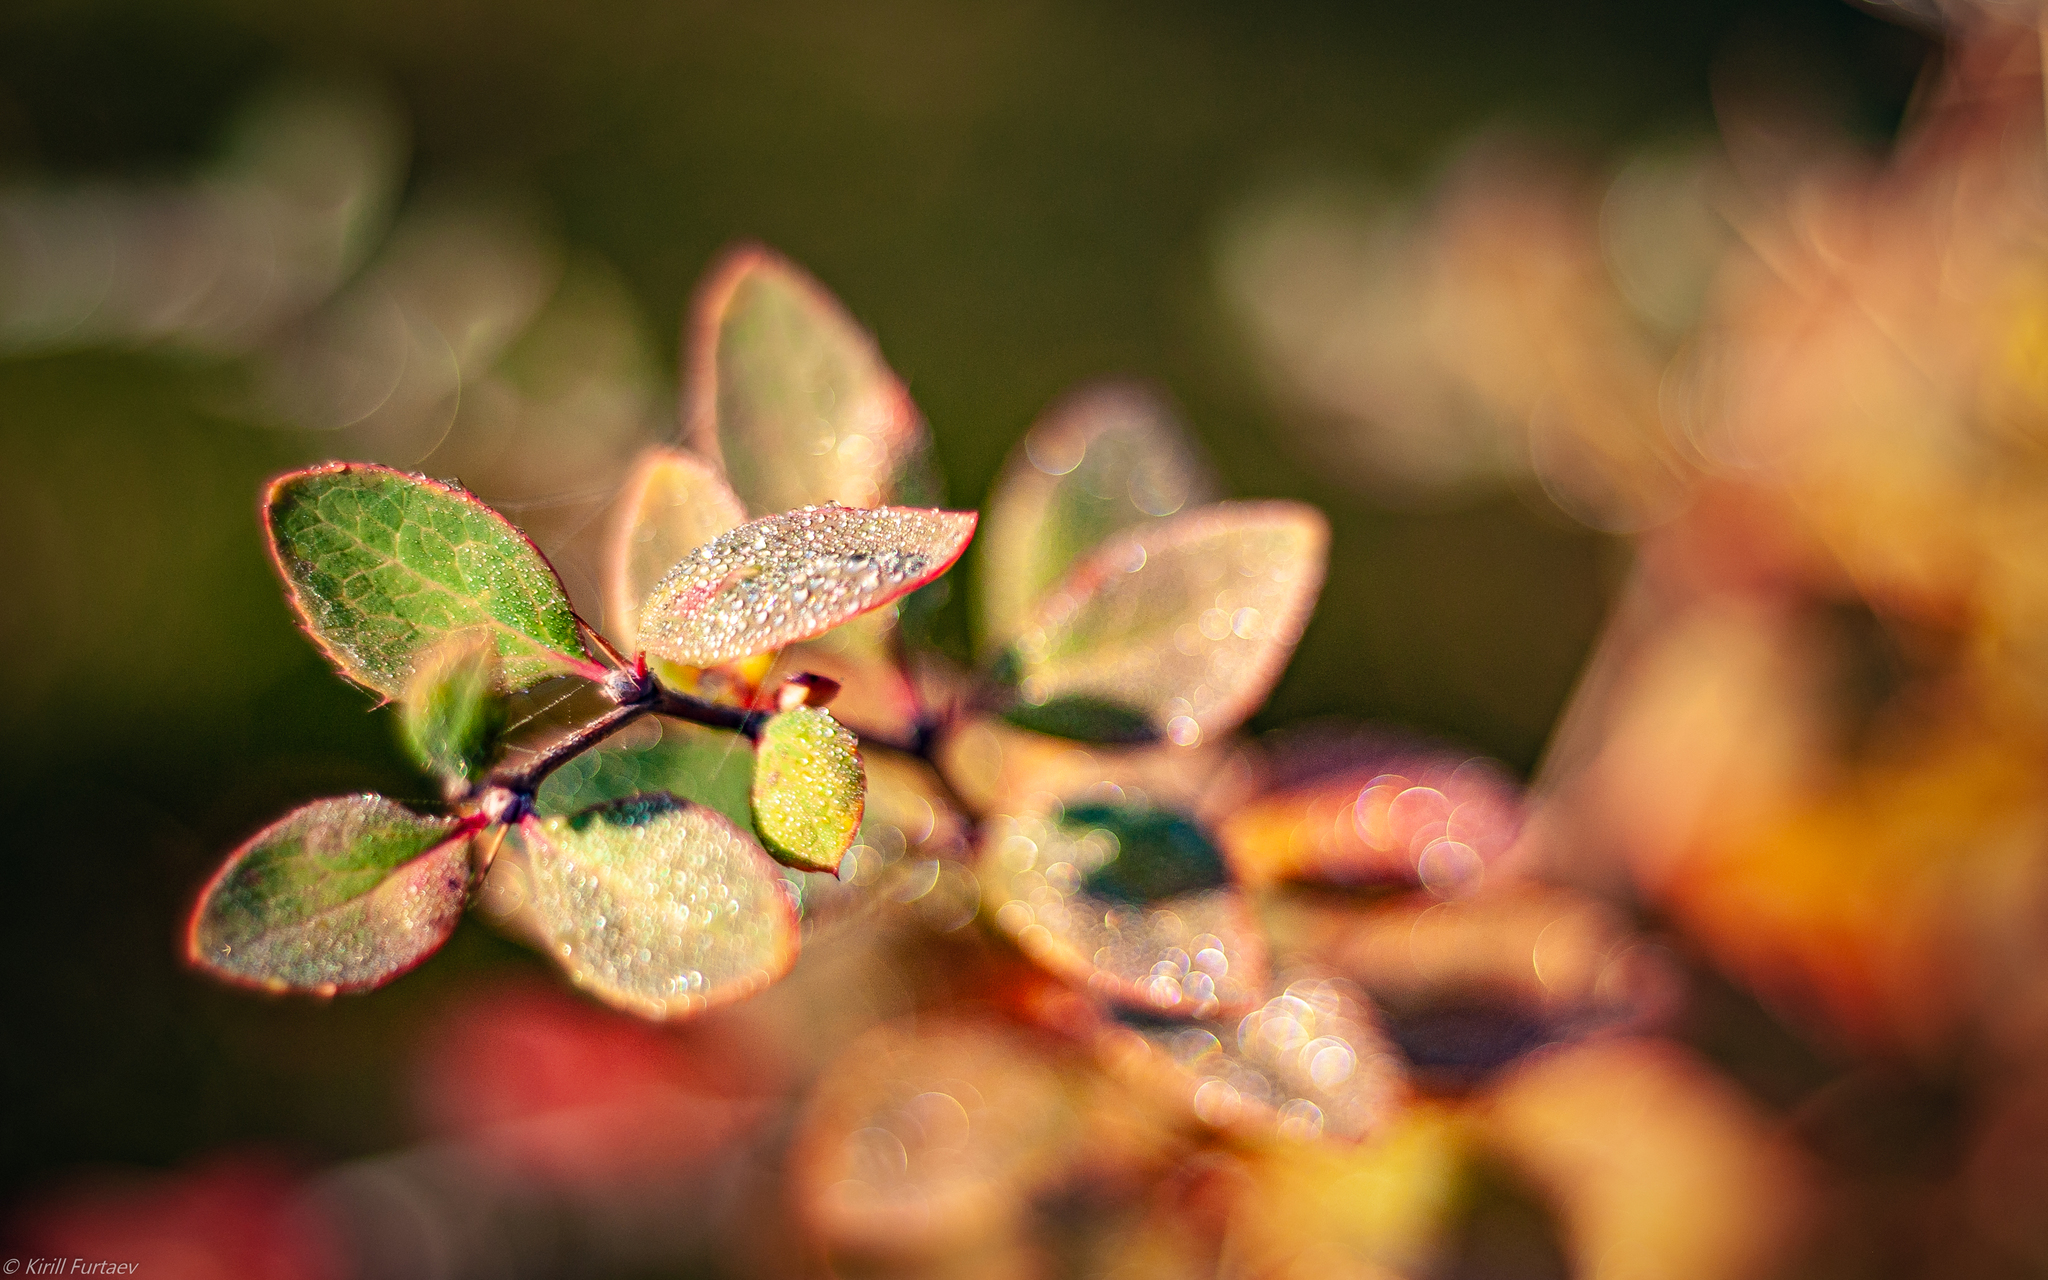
[190,245,1332,1032]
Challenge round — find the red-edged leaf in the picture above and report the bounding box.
[981,380,1218,650]
[979,805,1268,1020]
[187,794,476,995]
[264,462,593,698]
[685,245,936,513]
[636,503,976,669]
[1008,501,1328,743]
[489,794,798,1019]
[603,446,747,652]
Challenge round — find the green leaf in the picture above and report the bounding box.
[1063,803,1231,904]
[510,794,799,1018]
[637,503,977,668]
[535,717,755,830]
[187,794,475,994]
[1010,501,1328,745]
[978,805,1267,1019]
[752,706,865,873]
[1001,693,1161,745]
[981,381,1217,651]
[604,446,747,652]
[399,632,508,786]
[265,462,593,698]
[685,245,937,514]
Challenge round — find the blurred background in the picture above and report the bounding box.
[7,0,2022,1276]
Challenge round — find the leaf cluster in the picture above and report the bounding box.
[189,245,1332,1025]
[192,248,970,1013]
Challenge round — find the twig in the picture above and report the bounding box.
[486,699,653,799]
[650,684,771,739]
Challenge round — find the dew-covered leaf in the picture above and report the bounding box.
[981,381,1218,650]
[604,446,747,652]
[265,462,592,697]
[751,706,865,874]
[1009,501,1327,743]
[1217,732,1524,892]
[187,794,475,994]
[637,503,977,668]
[1107,972,1407,1143]
[399,631,508,786]
[686,246,936,513]
[980,805,1267,1019]
[507,794,797,1018]
[534,717,756,830]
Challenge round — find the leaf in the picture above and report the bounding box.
[513,794,798,1018]
[399,631,508,786]
[751,706,865,873]
[265,462,593,697]
[604,446,747,652]
[1064,803,1231,905]
[1001,694,1160,745]
[1009,501,1328,743]
[187,794,475,994]
[685,245,936,513]
[535,717,755,830]
[981,381,1218,650]
[980,804,1267,1019]
[637,503,977,668]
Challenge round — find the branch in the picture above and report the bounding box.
[650,684,771,739]
[485,698,654,803]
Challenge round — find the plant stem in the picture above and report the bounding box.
[477,673,775,806]
[650,685,771,739]
[490,699,653,796]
